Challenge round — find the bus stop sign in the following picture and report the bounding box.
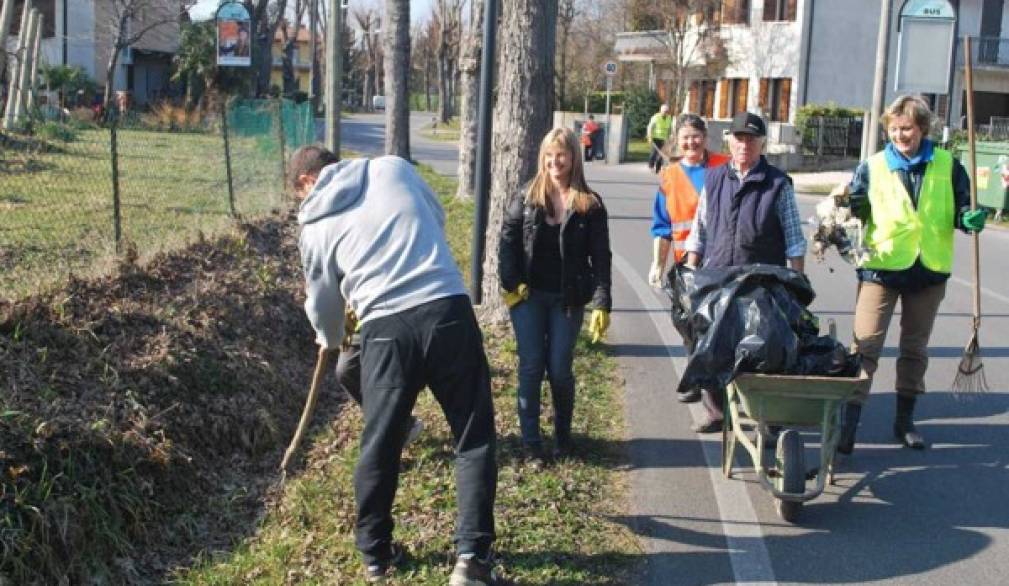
[895,0,956,94]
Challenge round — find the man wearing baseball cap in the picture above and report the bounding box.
[682,111,807,433]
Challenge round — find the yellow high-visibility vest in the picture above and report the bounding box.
[862,148,955,273]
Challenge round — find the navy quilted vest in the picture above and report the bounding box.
[703,157,789,268]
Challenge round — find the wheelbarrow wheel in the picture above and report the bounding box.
[775,429,805,523]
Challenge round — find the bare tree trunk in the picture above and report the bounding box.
[363,67,374,111]
[437,46,451,123]
[384,0,410,158]
[424,59,432,111]
[455,0,484,200]
[480,0,558,322]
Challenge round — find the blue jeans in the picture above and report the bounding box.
[508,289,585,446]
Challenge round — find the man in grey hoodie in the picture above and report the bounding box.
[290,145,498,585]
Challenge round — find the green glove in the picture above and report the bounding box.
[962,209,987,233]
[503,283,529,309]
[588,309,610,344]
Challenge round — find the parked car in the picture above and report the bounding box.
[372,95,385,111]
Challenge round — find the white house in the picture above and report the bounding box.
[615,0,1009,135]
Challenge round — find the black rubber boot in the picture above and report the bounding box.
[894,394,926,450]
[836,402,862,455]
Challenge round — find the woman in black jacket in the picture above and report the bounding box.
[498,127,612,462]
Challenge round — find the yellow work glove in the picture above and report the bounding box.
[341,309,359,351]
[502,283,529,309]
[588,309,610,344]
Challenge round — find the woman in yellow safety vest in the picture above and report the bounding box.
[648,113,730,405]
[832,95,987,454]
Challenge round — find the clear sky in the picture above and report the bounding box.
[190,0,439,24]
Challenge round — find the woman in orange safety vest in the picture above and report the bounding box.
[648,113,729,402]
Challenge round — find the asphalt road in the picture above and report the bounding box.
[328,113,1009,585]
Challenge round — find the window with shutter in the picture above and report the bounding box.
[722,0,750,25]
[762,0,796,21]
[758,78,770,113]
[734,79,749,115]
[702,82,716,118]
[777,78,791,122]
[718,79,730,118]
[689,82,700,114]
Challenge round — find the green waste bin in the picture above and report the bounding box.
[956,141,1009,217]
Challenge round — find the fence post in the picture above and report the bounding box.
[220,97,237,218]
[109,118,122,253]
[860,111,872,161]
[816,117,825,165]
[276,98,287,197]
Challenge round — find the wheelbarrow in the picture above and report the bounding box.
[721,370,870,522]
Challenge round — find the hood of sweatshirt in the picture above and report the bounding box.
[297,158,370,225]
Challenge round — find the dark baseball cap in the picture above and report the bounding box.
[730,112,766,137]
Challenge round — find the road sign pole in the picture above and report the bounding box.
[604,75,612,163]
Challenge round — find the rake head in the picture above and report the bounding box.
[953,332,990,395]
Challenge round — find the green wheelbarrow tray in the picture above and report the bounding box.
[722,371,870,521]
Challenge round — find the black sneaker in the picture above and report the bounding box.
[449,553,499,586]
[365,542,405,583]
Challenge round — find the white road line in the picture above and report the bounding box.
[949,275,1009,308]
[612,252,779,585]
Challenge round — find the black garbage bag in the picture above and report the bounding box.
[664,263,859,394]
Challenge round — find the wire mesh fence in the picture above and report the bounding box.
[0,98,316,300]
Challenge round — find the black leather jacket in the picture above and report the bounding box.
[498,190,612,311]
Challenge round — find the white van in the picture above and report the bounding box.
[372,95,386,111]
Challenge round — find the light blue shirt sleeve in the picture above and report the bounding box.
[777,183,807,259]
[650,190,672,239]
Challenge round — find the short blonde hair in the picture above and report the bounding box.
[881,95,933,135]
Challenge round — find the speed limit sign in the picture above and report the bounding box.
[603,61,618,76]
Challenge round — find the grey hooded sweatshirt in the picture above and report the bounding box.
[297,155,466,348]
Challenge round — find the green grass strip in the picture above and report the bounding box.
[177,164,638,585]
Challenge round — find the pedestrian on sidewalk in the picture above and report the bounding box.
[498,128,612,464]
[649,114,731,404]
[830,95,985,453]
[684,111,807,433]
[581,115,600,163]
[291,146,499,586]
[646,104,673,174]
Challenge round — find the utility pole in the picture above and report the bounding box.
[324,0,343,153]
[470,0,496,304]
[867,0,892,155]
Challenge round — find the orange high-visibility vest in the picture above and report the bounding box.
[659,152,731,261]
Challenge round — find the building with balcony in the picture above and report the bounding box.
[271,23,318,93]
[615,0,1009,165]
[615,0,807,126]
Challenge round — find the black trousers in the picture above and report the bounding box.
[354,295,497,565]
[648,138,666,173]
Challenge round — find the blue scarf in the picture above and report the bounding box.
[884,138,934,172]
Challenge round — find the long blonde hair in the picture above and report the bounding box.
[526,128,600,215]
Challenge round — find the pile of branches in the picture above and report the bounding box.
[0,212,326,583]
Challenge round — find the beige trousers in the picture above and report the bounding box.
[851,280,947,404]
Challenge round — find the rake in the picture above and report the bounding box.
[280,347,335,480]
[953,36,989,394]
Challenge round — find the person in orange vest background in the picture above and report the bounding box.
[581,115,600,162]
[648,114,730,403]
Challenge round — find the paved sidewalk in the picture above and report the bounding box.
[789,169,854,194]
